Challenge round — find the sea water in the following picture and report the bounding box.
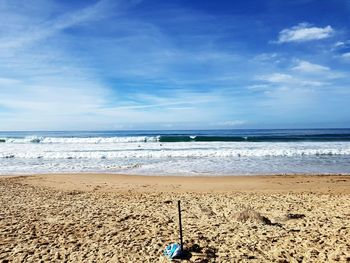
[1,129,350,175]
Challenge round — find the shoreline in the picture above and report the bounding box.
[4,173,350,194]
[3,171,350,176]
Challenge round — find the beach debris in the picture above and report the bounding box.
[163,200,185,260]
[286,213,305,219]
[164,200,172,204]
[163,243,182,260]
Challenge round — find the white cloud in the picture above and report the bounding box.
[252,53,280,63]
[0,1,117,130]
[216,120,246,126]
[247,84,271,90]
[277,23,334,43]
[341,52,350,60]
[1,0,123,53]
[261,73,294,83]
[0,0,250,130]
[260,73,325,87]
[334,41,345,48]
[333,40,350,49]
[292,60,329,73]
[1,1,348,130]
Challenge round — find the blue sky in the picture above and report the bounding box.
[0,0,350,130]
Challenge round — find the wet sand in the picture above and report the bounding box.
[1,174,350,262]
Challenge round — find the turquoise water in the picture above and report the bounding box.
[1,129,350,175]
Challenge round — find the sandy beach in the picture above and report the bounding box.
[1,174,350,262]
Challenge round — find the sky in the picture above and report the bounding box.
[0,0,350,131]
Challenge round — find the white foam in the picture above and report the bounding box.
[1,141,350,159]
[1,136,159,144]
[2,136,44,144]
[1,141,350,175]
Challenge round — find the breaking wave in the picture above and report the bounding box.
[1,133,350,144]
[0,136,159,144]
[1,147,350,159]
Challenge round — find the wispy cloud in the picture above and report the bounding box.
[341,52,350,61]
[0,0,252,130]
[0,0,115,51]
[0,1,350,130]
[260,73,293,83]
[0,1,117,130]
[334,41,349,48]
[215,120,247,127]
[292,60,329,73]
[259,73,325,87]
[277,23,334,43]
[251,53,285,65]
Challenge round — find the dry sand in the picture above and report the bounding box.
[1,174,350,262]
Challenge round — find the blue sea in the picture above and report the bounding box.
[1,129,350,175]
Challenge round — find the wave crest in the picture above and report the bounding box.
[0,136,160,144]
[1,147,350,159]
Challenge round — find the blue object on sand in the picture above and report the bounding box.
[163,243,182,260]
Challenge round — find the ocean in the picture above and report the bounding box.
[1,129,350,175]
